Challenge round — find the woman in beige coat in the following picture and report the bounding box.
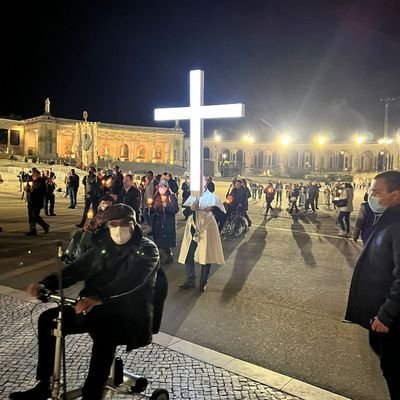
[178,188,225,292]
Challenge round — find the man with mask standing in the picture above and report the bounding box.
[345,171,400,400]
[9,204,163,400]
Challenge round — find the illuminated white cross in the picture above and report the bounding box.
[154,69,245,197]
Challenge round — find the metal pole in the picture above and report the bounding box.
[51,241,64,400]
[380,97,397,139]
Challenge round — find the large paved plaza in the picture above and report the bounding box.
[0,162,388,400]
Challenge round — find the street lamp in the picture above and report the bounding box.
[378,137,394,170]
[313,135,328,172]
[380,97,397,140]
[221,153,227,176]
[214,131,221,142]
[378,137,393,145]
[279,135,291,146]
[353,134,365,171]
[213,130,221,175]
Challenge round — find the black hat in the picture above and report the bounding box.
[100,194,115,203]
[103,204,136,223]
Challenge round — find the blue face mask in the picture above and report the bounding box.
[368,195,387,214]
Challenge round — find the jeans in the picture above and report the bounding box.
[70,189,78,207]
[338,211,350,233]
[143,207,153,228]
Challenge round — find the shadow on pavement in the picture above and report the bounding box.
[160,227,246,335]
[220,223,267,303]
[290,214,317,268]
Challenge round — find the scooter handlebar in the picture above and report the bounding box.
[37,287,77,306]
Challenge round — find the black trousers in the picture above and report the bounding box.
[28,206,48,231]
[37,306,117,400]
[266,199,274,214]
[184,239,211,286]
[369,329,400,400]
[289,200,299,213]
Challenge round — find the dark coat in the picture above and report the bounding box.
[111,172,124,195]
[40,226,162,351]
[27,177,46,209]
[83,173,102,200]
[68,173,80,192]
[181,182,191,205]
[117,186,142,220]
[345,205,400,329]
[230,187,248,210]
[150,191,179,248]
[167,178,179,195]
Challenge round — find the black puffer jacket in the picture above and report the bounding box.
[41,226,165,350]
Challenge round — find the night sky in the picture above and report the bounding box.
[2,0,400,142]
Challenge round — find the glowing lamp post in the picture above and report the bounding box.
[154,70,245,197]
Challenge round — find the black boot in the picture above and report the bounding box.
[25,229,37,236]
[9,381,51,400]
[199,264,211,293]
[164,248,174,264]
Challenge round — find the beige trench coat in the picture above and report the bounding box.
[178,210,225,265]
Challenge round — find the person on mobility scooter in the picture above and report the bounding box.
[9,203,168,400]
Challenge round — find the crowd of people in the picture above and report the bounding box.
[9,162,400,400]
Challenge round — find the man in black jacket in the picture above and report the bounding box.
[25,169,49,236]
[117,174,141,221]
[345,171,400,400]
[76,167,101,228]
[68,168,80,209]
[10,204,163,400]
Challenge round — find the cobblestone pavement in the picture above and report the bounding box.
[0,294,303,400]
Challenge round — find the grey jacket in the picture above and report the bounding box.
[345,205,400,329]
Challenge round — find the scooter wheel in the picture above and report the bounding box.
[149,388,169,400]
[130,376,148,393]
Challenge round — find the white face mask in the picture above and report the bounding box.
[109,226,132,245]
[368,195,387,214]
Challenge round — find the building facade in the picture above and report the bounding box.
[1,98,398,177]
[184,137,400,177]
[0,99,185,167]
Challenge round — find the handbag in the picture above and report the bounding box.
[334,198,348,207]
